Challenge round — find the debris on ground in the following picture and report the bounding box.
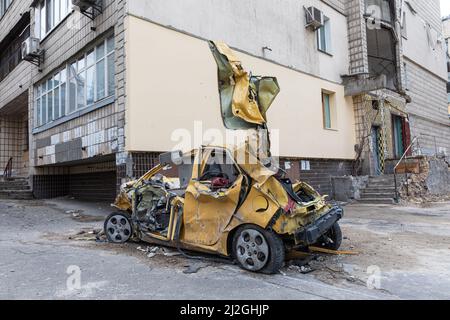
[398,156,450,204]
[309,246,360,255]
[68,228,103,241]
[69,210,105,222]
[183,262,210,274]
[287,264,315,274]
[136,245,181,258]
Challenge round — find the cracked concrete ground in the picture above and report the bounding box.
[0,197,449,300]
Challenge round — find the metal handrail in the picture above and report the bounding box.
[393,136,419,202]
[3,157,13,180]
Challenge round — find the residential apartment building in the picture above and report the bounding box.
[0,0,448,201]
[444,15,450,117]
[401,0,449,157]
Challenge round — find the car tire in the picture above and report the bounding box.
[104,212,133,244]
[315,222,342,251]
[232,225,285,274]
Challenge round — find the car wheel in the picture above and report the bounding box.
[315,222,342,251]
[232,225,285,274]
[104,212,133,244]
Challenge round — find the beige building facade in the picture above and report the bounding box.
[0,0,449,201]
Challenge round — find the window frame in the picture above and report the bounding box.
[0,24,30,82]
[34,36,115,129]
[321,90,337,130]
[317,16,332,55]
[0,0,13,20]
[35,0,72,40]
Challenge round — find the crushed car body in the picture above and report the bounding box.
[104,41,344,274]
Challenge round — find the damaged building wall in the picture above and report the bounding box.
[404,62,450,156]
[124,16,357,160]
[401,0,450,156]
[345,0,449,176]
[398,156,450,201]
[352,92,408,176]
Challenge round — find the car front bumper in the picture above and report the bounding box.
[294,207,344,246]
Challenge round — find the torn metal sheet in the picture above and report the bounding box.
[209,41,280,129]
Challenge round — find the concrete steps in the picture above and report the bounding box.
[0,178,33,200]
[358,175,396,205]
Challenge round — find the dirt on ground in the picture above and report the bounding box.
[40,200,450,294]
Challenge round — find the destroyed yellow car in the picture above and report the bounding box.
[103,41,343,273]
[105,146,343,274]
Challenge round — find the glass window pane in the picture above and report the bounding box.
[86,66,95,105]
[107,53,115,96]
[54,0,60,24]
[60,68,67,83]
[69,77,76,113]
[46,0,53,32]
[40,3,46,37]
[70,61,77,74]
[107,37,114,53]
[36,98,41,126]
[96,59,105,100]
[78,56,85,71]
[54,86,60,119]
[47,77,53,90]
[54,72,60,87]
[96,42,105,60]
[60,0,67,17]
[87,50,95,66]
[323,94,331,129]
[42,94,47,124]
[61,83,66,116]
[47,91,53,122]
[77,71,86,109]
[319,26,326,51]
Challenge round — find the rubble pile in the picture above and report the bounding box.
[399,156,450,204]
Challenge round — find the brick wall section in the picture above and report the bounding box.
[406,59,450,155]
[32,104,118,168]
[0,62,33,111]
[0,0,33,110]
[346,0,368,75]
[0,0,32,42]
[282,158,354,196]
[0,114,27,175]
[322,0,346,14]
[114,0,127,171]
[409,0,442,32]
[28,0,126,177]
[402,0,450,156]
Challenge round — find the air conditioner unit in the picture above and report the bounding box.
[305,6,324,30]
[21,37,41,61]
